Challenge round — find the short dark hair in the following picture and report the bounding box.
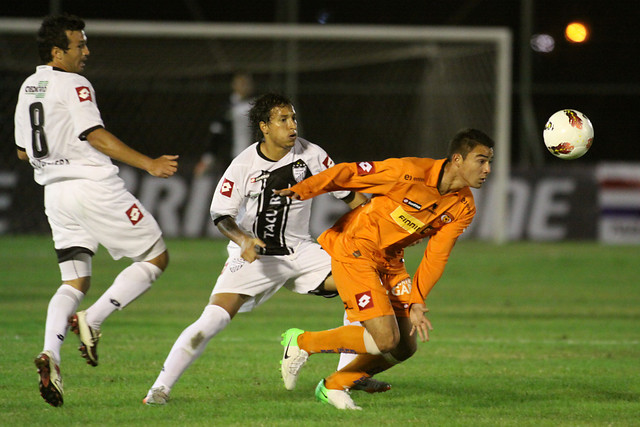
[37,14,85,63]
[249,93,293,141]
[447,128,495,160]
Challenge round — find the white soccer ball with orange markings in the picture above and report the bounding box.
[543,109,594,160]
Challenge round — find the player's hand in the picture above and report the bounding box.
[409,303,433,342]
[273,188,301,200]
[240,237,266,263]
[148,155,179,178]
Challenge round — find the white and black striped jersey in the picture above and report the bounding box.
[14,65,116,185]
[211,137,350,255]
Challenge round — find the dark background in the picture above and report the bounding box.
[1,0,638,165]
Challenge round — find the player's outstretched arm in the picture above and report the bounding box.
[86,128,179,178]
[216,216,266,263]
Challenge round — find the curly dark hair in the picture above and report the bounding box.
[447,128,495,160]
[37,14,85,63]
[248,93,293,141]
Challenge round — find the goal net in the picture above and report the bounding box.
[0,20,511,241]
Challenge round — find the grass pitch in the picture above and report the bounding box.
[0,236,639,426]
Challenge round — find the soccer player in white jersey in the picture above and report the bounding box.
[143,93,388,405]
[14,15,179,407]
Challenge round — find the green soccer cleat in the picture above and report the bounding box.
[280,328,308,390]
[315,379,362,410]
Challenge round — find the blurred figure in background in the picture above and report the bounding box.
[194,72,255,177]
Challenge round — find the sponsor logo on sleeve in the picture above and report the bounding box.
[322,156,334,169]
[355,291,374,310]
[126,204,144,225]
[357,161,375,175]
[220,178,234,197]
[75,86,92,102]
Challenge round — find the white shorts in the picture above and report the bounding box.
[211,240,331,312]
[44,176,163,261]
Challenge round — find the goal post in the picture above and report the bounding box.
[0,19,512,242]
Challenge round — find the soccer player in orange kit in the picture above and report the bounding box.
[275,128,494,410]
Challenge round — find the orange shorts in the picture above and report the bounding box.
[331,257,412,323]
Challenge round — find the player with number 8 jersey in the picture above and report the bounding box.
[14,14,178,407]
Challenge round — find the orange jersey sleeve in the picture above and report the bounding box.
[410,204,475,305]
[289,159,406,199]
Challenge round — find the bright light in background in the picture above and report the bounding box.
[565,22,589,43]
[530,34,555,53]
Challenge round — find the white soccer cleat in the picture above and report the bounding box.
[69,310,101,366]
[315,379,362,410]
[280,328,309,390]
[34,350,64,407]
[143,386,170,405]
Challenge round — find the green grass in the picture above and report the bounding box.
[1,236,639,426]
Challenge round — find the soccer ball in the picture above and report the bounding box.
[543,109,594,159]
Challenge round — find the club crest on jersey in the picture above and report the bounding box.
[355,291,374,310]
[403,198,422,210]
[75,86,92,102]
[292,161,308,183]
[250,171,270,183]
[357,161,375,175]
[126,204,143,225]
[432,212,454,228]
[220,178,234,197]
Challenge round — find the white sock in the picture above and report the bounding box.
[85,262,162,329]
[151,304,231,393]
[43,284,84,363]
[337,311,361,370]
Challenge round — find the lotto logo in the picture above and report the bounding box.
[75,86,92,102]
[220,178,234,197]
[355,291,374,310]
[356,161,375,175]
[126,204,144,225]
[322,156,334,169]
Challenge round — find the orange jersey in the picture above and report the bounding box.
[289,157,476,305]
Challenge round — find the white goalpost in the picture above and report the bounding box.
[0,19,512,242]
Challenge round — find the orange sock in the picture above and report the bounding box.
[325,371,369,390]
[325,354,395,390]
[298,325,368,354]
